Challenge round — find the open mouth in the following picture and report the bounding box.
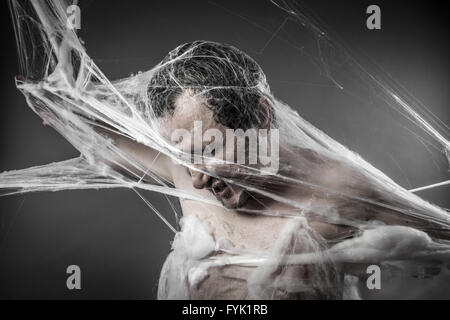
[210,178,249,209]
[211,179,232,199]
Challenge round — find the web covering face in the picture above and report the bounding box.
[2,0,450,299]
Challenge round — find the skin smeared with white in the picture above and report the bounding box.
[3,0,450,300]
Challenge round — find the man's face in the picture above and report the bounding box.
[158,91,253,209]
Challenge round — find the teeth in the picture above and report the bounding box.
[210,179,235,201]
[220,187,232,199]
[212,180,225,193]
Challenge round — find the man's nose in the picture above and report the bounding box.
[191,170,212,189]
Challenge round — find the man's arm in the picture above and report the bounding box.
[312,158,450,240]
[95,125,173,185]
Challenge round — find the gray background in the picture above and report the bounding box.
[0,0,449,299]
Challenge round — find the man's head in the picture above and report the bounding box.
[148,41,275,209]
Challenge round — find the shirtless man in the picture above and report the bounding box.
[96,41,448,299]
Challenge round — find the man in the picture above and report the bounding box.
[96,41,449,299]
[5,0,449,299]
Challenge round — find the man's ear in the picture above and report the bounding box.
[257,96,272,129]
